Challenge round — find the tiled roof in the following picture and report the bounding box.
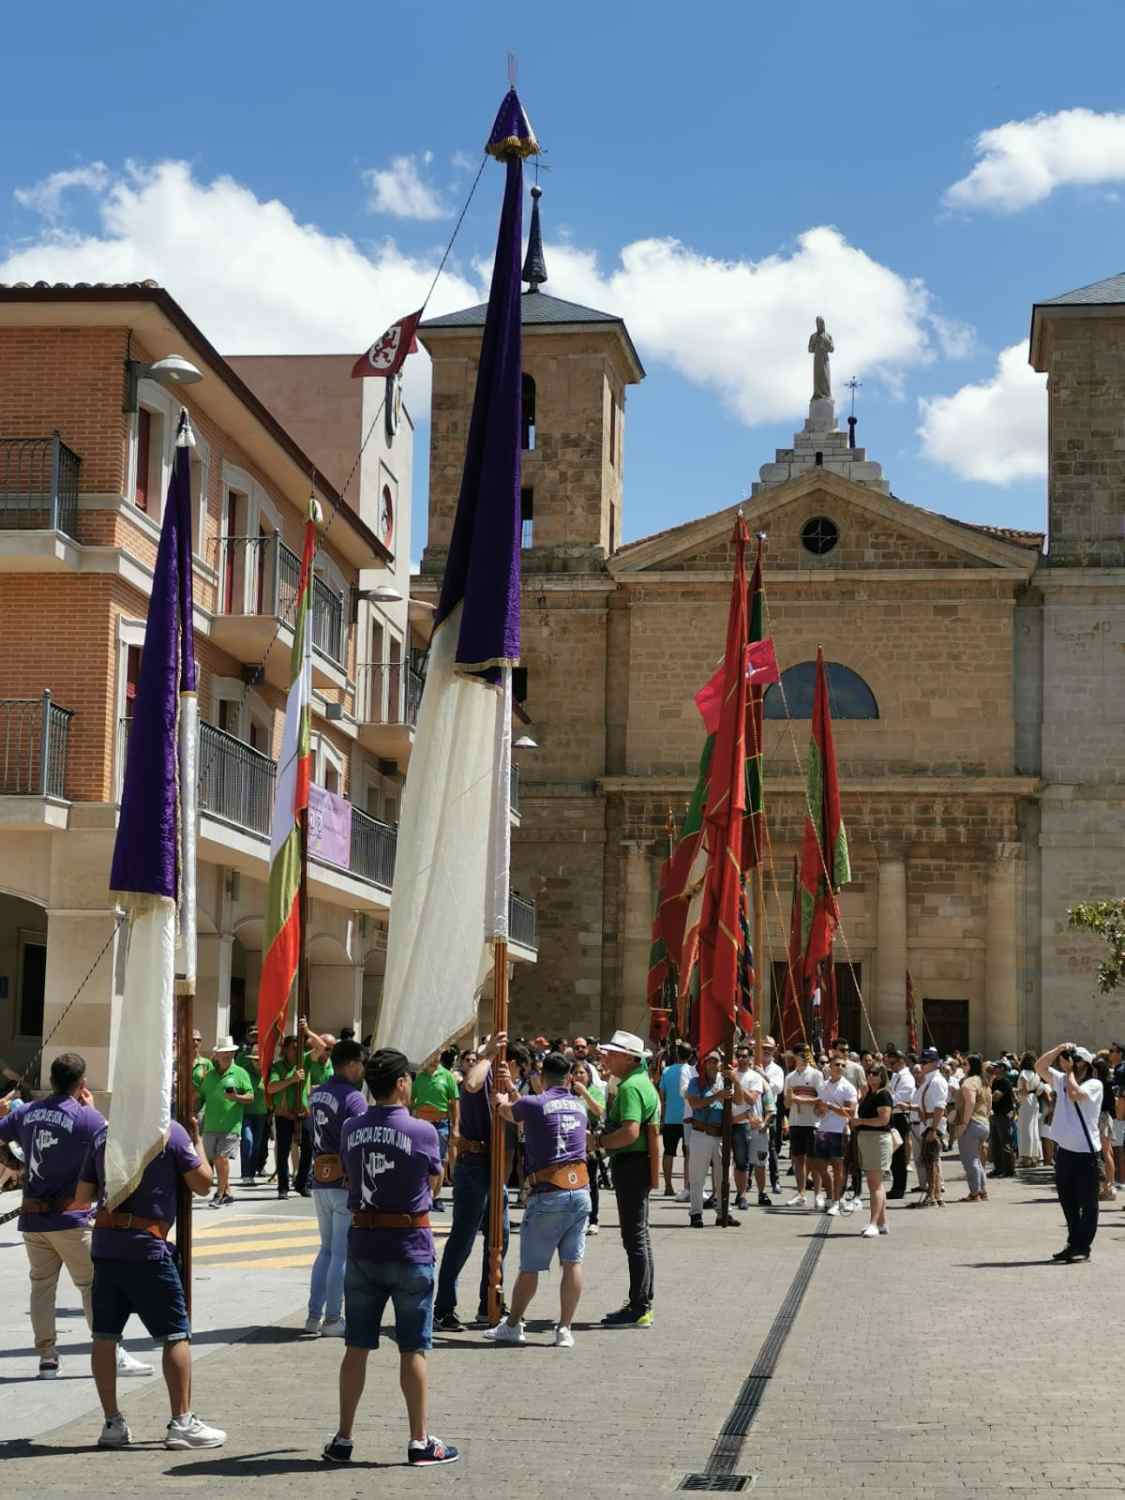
[1039,272,1125,307]
[0,278,163,290]
[422,288,622,330]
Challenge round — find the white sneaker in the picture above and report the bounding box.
[814,1192,827,1211]
[840,1197,858,1214]
[98,1413,131,1448]
[165,1414,227,1449]
[116,1347,154,1377]
[878,1224,889,1235]
[675,1189,690,1202]
[826,1201,840,1217]
[554,1325,575,1349]
[303,1316,323,1336]
[482,1319,526,1345]
[861,1223,879,1238]
[321,1318,346,1338]
[785,1194,808,1208]
[586,1223,599,1235]
[37,1358,60,1379]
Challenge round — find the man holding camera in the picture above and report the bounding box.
[1036,1042,1104,1262]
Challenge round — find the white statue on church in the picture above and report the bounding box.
[808,316,834,401]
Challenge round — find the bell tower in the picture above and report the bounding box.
[419,185,644,574]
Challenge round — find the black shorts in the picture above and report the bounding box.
[661,1124,685,1156]
[789,1125,816,1158]
[813,1131,846,1161]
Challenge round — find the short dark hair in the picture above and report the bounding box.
[339,1027,356,1041]
[508,1043,531,1070]
[542,1051,571,1081]
[50,1052,86,1094]
[676,1041,693,1062]
[366,1048,411,1100]
[440,1048,458,1070]
[331,1039,364,1070]
[967,1053,984,1079]
[833,1037,850,1050]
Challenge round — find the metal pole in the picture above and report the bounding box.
[39,689,51,797]
[174,984,195,1316]
[486,936,509,1323]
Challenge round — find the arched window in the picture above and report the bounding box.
[521,373,536,451]
[763,661,879,720]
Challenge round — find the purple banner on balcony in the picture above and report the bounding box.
[308,783,352,868]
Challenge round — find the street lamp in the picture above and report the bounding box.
[513,735,538,750]
[357,586,403,604]
[123,354,203,412]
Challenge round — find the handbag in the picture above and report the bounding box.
[890,1127,904,1153]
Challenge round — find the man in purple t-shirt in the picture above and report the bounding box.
[321,1049,459,1468]
[74,1116,225,1450]
[0,1051,118,1380]
[305,1038,367,1337]
[485,1052,591,1349]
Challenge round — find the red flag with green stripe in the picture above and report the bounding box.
[647,737,711,1032]
[257,504,318,1078]
[798,647,851,1004]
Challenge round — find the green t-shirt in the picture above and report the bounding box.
[236,1051,267,1117]
[581,1080,606,1120]
[199,1063,252,1134]
[411,1066,459,1116]
[270,1058,310,1115]
[191,1057,212,1099]
[606,1063,660,1154]
[305,1051,333,1087]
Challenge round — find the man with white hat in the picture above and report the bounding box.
[197,1038,253,1209]
[595,1031,660,1328]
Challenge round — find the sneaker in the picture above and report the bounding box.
[116,1347,154,1377]
[482,1319,526,1345]
[674,1189,690,1203]
[826,1201,840,1217]
[554,1325,575,1349]
[632,1309,654,1328]
[98,1413,132,1448]
[208,1194,222,1209]
[240,1176,256,1187]
[861,1224,880,1238]
[736,1194,750,1211]
[408,1436,461,1466]
[758,1192,772,1207]
[716,1215,741,1227]
[278,1191,289,1200]
[587,1223,600,1235]
[220,1194,237,1206]
[814,1192,827,1211]
[878,1225,889,1235]
[703,1194,718,1210]
[432,1199,445,1212]
[322,1435,354,1464]
[601,1305,635,1326]
[321,1318,346,1339]
[689,1213,704,1228]
[840,1197,859,1215]
[164,1414,227,1450]
[785,1194,807,1208]
[436,1312,466,1333]
[303,1316,323,1336]
[38,1358,59,1379]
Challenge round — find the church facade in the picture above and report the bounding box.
[417,251,1125,1054]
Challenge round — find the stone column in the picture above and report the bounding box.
[309,962,364,1037]
[619,842,653,1037]
[985,845,1020,1058]
[195,932,233,1046]
[875,852,907,1047]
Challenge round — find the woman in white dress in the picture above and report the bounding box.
[1016,1051,1043,1166]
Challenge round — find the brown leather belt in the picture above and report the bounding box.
[528,1160,590,1192]
[692,1123,722,1137]
[20,1197,69,1214]
[95,1209,170,1239]
[414,1105,447,1123]
[352,1210,432,1230]
[455,1136,488,1155]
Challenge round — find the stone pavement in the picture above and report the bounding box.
[1,1157,1121,1497]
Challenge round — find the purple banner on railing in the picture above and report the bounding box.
[308,783,352,868]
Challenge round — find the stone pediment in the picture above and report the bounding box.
[612,470,1041,578]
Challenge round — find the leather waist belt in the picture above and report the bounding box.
[414,1106,447,1123]
[20,1198,68,1214]
[692,1123,723,1137]
[352,1210,432,1230]
[94,1209,170,1239]
[455,1136,488,1155]
[313,1153,345,1185]
[528,1160,590,1192]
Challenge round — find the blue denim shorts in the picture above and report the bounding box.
[732,1125,770,1172]
[813,1130,846,1160]
[519,1187,591,1273]
[92,1255,191,1344]
[345,1257,435,1353]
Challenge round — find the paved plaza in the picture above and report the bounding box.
[0,1153,1117,1497]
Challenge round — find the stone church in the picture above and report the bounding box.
[416,207,1125,1055]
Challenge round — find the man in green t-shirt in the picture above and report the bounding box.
[596,1030,659,1328]
[191,1030,212,1111]
[236,1027,268,1186]
[199,1038,253,1208]
[411,1054,460,1208]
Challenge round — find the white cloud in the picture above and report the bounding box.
[362,153,448,220]
[917,343,1046,484]
[540,226,958,426]
[14,162,109,221]
[1,161,480,415]
[944,108,1125,213]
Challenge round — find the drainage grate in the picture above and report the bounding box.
[678,1475,751,1492]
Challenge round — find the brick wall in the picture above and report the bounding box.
[1045,315,1125,565]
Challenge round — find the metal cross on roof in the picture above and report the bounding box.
[846,377,862,417]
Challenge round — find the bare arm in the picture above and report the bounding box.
[464,1033,505,1095]
[600,1119,640,1150]
[1036,1044,1067,1087]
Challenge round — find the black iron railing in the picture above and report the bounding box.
[510,892,537,950]
[197,721,277,836]
[510,762,521,817]
[0,436,81,539]
[213,531,345,666]
[0,692,74,797]
[362,663,423,727]
[349,806,397,890]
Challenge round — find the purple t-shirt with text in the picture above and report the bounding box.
[513,1087,588,1175]
[342,1104,441,1264]
[309,1076,367,1187]
[0,1092,104,1231]
[82,1120,200,1262]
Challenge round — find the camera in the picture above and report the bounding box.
[1058,1048,1074,1062]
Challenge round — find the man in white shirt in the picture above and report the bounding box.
[885,1047,915,1199]
[814,1057,858,1214]
[1036,1043,1103,1262]
[783,1045,823,1210]
[761,1038,786,1195]
[731,1047,772,1210]
[913,1048,949,1206]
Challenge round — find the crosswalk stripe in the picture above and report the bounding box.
[195,1234,320,1258]
[194,1219,318,1241]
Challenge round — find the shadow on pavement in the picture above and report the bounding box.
[956,1258,1062,1268]
[1,1439,104,1457]
[167,1449,407,1475]
[0,1323,306,1363]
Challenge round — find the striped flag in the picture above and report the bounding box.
[798,647,851,1037]
[779,856,807,1050]
[906,969,919,1053]
[105,414,197,1208]
[257,502,319,1077]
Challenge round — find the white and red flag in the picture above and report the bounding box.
[351,309,423,380]
[694,638,780,736]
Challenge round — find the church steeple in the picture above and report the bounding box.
[521,184,548,292]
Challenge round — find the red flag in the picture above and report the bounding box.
[779,856,806,1050]
[694,638,779,736]
[906,970,919,1054]
[351,309,422,379]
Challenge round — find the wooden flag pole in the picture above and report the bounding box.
[174,982,194,1315]
[486,937,509,1323]
[754,873,767,1069]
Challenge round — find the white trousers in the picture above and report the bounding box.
[688,1131,723,1215]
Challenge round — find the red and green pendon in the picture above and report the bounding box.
[798,646,851,988]
[257,510,316,1077]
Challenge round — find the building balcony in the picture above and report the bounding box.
[210,533,349,693]
[0,691,74,829]
[356,664,423,769]
[509,890,537,953]
[0,436,82,570]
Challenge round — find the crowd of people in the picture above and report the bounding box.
[1,1021,1120,1465]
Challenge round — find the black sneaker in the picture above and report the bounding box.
[758,1192,772,1207]
[220,1193,236,1206]
[703,1195,718,1210]
[432,1199,445,1212]
[435,1312,466,1333]
[689,1213,704,1228]
[716,1214,741,1227]
[601,1304,636,1326]
[408,1436,460,1466]
[322,1436,353,1464]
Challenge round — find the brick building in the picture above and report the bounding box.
[418,257,1125,1054]
[0,282,535,1090]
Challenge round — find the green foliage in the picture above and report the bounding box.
[1068,900,1125,994]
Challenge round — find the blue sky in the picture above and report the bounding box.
[2,1,1123,549]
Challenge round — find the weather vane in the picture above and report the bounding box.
[846,377,862,418]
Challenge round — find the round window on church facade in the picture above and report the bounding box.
[801,515,839,556]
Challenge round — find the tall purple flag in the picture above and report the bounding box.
[379,88,537,1061]
[106,414,198,1206]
